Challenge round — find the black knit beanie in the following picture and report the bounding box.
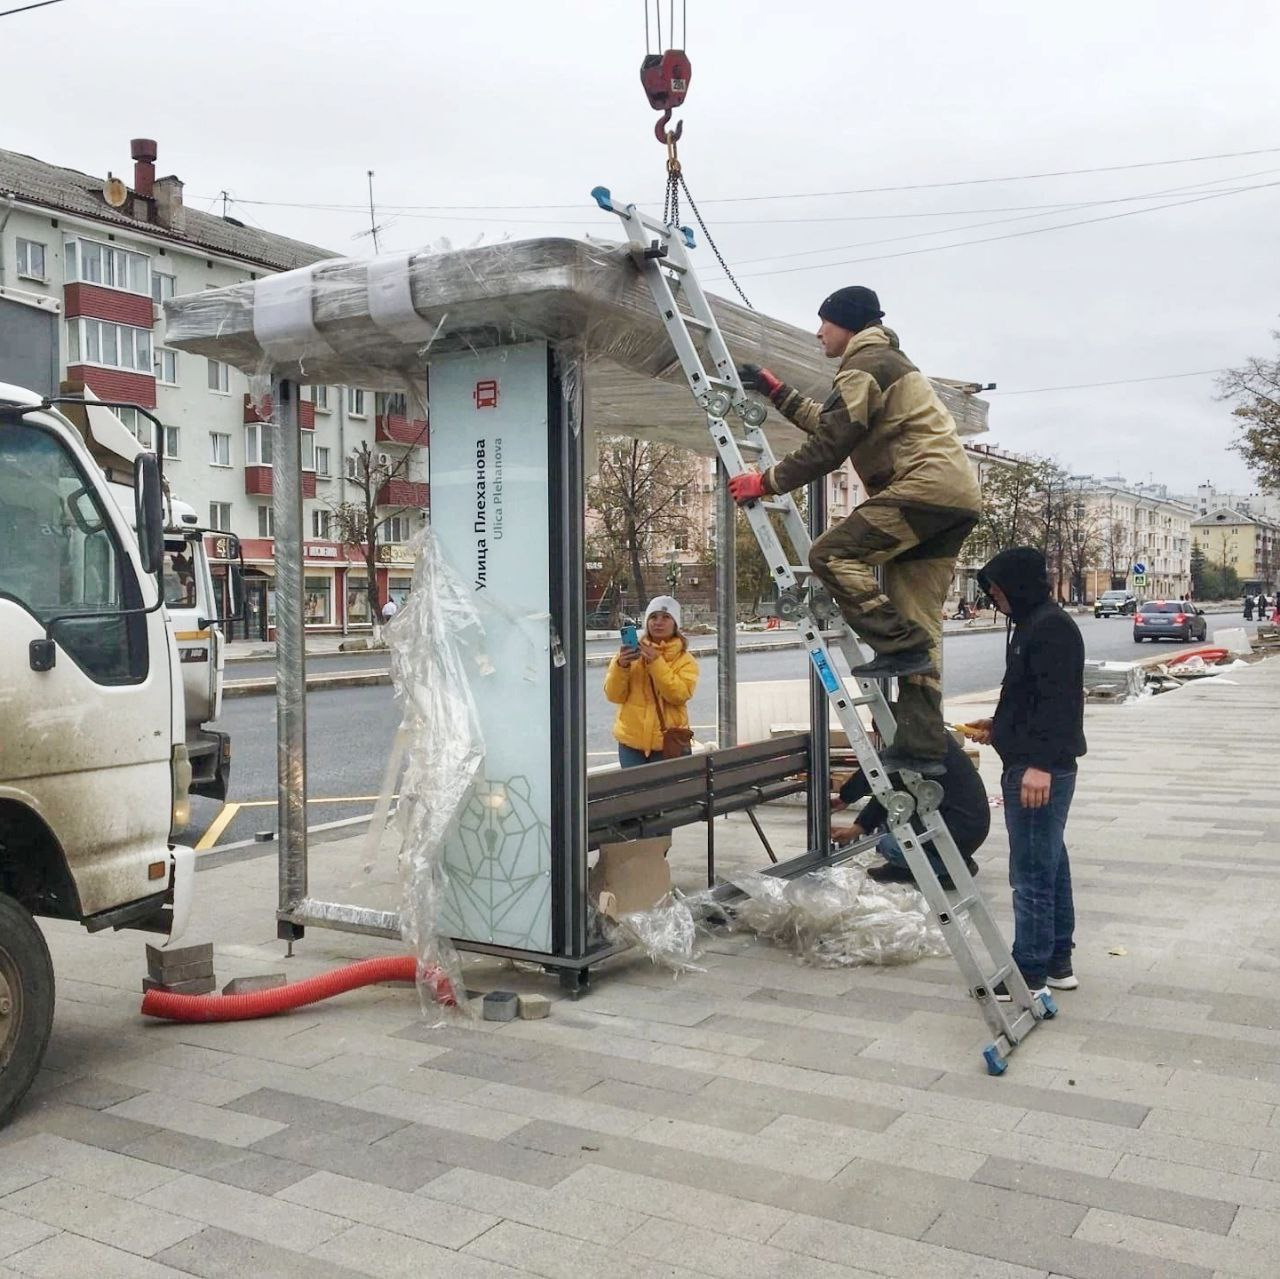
[818,286,884,333]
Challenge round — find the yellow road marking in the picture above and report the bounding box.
[195,801,241,850]
[230,795,401,809]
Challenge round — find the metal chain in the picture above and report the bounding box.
[664,164,681,230]
[678,172,753,310]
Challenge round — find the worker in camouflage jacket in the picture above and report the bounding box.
[730,286,981,775]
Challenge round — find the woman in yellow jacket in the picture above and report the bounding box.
[604,595,700,767]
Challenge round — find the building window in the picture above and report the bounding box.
[245,423,273,466]
[301,432,315,472]
[115,406,154,451]
[257,505,275,538]
[311,508,333,539]
[16,238,46,282]
[346,575,370,624]
[315,445,331,477]
[209,501,232,531]
[67,318,152,373]
[345,453,360,481]
[65,236,150,295]
[310,385,330,412]
[376,391,408,417]
[154,347,179,385]
[207,359,231,394]
[346,387,366,417]
[151,271,176,305]
[209,431,232,467]
[674,533,689,551]
[379,514,410,543]
[304,575,331,625]
[163,425,180,459]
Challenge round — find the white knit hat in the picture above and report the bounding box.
[643,595,682,628]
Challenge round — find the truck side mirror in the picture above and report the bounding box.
[134,452,165,577]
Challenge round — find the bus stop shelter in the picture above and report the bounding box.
[163,234,988,992]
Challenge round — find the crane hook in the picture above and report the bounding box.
[655,111,684,145]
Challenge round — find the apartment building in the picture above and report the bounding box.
[0,142,428,638]
[1075,479,1194,600]
[1191,507,1280,592]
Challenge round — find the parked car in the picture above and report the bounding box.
[1133,600,1208,643]
[1095,589,1137,618]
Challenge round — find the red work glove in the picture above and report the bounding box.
[738,363,784,400]
[728,470,769,503]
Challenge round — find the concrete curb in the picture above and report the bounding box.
[224,671,392,698]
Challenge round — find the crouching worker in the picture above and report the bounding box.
[604,595,699,767]
[969,547,1085,998]
[832,734,990,890]
[730,286,982,776]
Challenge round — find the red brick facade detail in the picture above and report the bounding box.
[68,365,156,409]
[375,414,428,446]
[64,283,154,330]
[377,479,429,508]
[244,394,315,429]
[244,468,314,498]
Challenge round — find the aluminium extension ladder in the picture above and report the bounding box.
[592,184,1056,1074]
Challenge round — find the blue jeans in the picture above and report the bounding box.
[1002,766,1077,988]
[618,744,658,768]
[876,832,948,878]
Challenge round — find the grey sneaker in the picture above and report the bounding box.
[1046,968,1078,991]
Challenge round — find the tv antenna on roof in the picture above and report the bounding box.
[352,169,385,253]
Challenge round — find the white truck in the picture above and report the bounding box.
[0,384,238,1123]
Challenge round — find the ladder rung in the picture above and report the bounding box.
[986,963,1014,987]
[948,894,978,914]
[736,438,764,453]
[760,499,790,512]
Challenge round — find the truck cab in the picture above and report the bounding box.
[0,384,196,1124]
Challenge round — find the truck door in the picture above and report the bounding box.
[0,419,176,917]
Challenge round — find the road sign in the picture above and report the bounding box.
[1133,562,1146,575]
[1133,572,1148,588]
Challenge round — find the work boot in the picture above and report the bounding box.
[850,649,934,679]
[878,747,946,777]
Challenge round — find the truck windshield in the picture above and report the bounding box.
[0,422,145,682]
[163,546,198,609]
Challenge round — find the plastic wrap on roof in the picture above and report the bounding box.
[163,236,988,455]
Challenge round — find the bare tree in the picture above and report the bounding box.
[962,455,1056,568]
[1219,332,1280,489]
[586,437,700,611]
[330,420,427,637]
[1060,491,1104,603]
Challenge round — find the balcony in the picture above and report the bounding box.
[376,478,428,508]
[375,414,428,446]
[246,467,316,498]
[244,393,316,429]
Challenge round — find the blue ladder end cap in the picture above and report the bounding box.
[983,1044,1008,1075]
[591,186,613,211]
[680,225,696,248]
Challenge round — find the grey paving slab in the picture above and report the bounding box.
[310,1222,529,1278]
[971,1155,1238,1234]
[224,1086,410,1142]
[375,1120,580,1189]
[3,1232,196,1277]
[153,1226,367,1278]
[250,1123,451,1192]
[930,1071,1150,1128]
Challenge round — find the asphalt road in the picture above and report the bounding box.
[185,613,1225,850]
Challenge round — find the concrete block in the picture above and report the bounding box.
[482,991,518,1022]
[338,637,369,651]
[142,975,217,996]
[221,974,287,996]
[517,993,551,1020]
[146,942,213,982]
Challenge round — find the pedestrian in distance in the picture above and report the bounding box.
[604,595,699,768]
[730,286,982,778]
[967,547,1086,1000]
[1257,592,1270,621]
[832,734,990,890]
[381,597,399,622]
[1244,594,1255,621]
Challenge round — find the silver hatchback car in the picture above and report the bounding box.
[1133,600,1208,643]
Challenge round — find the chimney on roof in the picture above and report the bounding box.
[131,138,157,198]
[154,174,185,234]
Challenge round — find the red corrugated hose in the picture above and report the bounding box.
[140,955,454,1023]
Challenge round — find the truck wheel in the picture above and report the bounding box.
[0,894,55,1128]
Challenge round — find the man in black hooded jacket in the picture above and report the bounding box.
[971,547,1086,995]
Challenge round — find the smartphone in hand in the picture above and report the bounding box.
[620,622,639,649]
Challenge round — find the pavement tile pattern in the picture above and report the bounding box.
[3,656,1279,1277]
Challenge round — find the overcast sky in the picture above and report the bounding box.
[8,0,1278,494]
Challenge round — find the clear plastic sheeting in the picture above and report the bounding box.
[384,525,488,1019]
[162,236,989,456]
[722,866,950,968]
[604,892,705,975]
